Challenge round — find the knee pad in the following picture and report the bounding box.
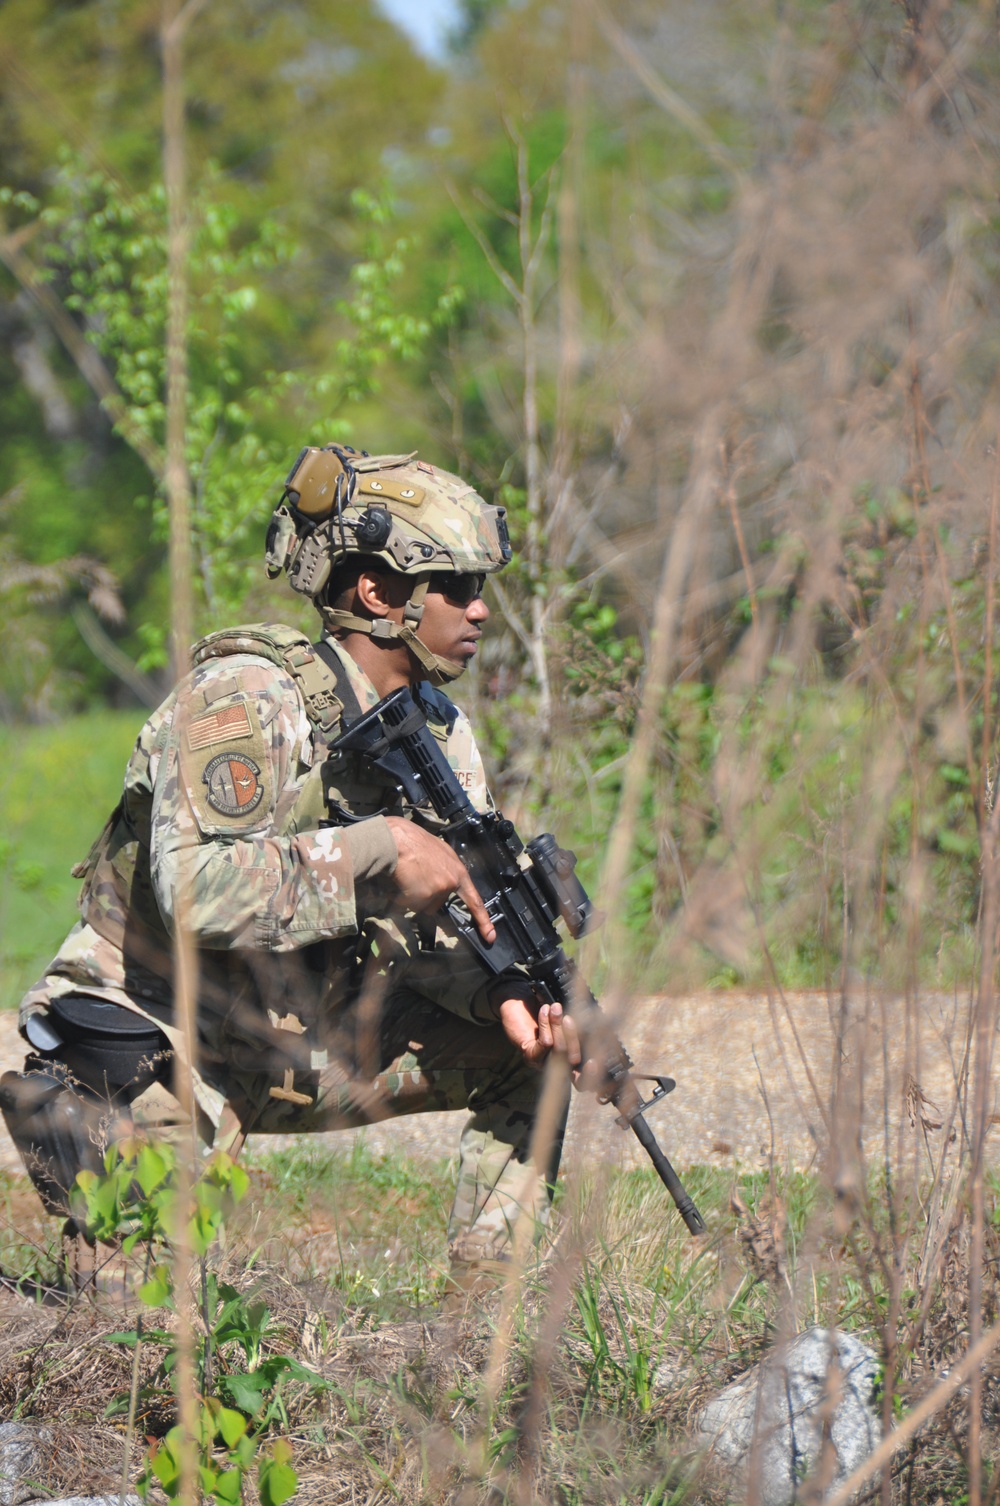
[0,1062,112,1216]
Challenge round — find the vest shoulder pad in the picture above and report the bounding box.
[190,623,343,737]
[191,622,312,670]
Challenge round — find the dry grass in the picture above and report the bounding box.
[0,1135,997,1503]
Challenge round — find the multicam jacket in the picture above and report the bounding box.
[19,628,496,1111]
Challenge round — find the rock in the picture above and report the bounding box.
[0,1421,141,1506]
[0,1423,53,1505]
[36,1498,141,1505]
[693,1326,881,1504]
[652,1354,689,1392]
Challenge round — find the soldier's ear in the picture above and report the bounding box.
[355,569,395,617]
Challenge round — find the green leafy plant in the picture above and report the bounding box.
[15,161,295,654]
[333,186,464,406]
[7,162,461,665]
[574,1257,660,1413]
[71,1141,326,1504]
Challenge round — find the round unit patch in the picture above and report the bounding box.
[203,751,264,817]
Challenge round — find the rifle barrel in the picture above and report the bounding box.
[627,1110,707,1236]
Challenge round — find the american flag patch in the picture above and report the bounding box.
[187,701,253,751]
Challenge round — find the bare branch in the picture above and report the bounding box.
[526,183,556,287]
[71,602,160,708]
[471,185,520,229]
[0,227,165,480]
[588,0,742,184]
[445,181,524,307]
[487,572,535,660]
[162,0,212,46]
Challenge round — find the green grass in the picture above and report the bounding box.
[226,1151,883,1503]
[0,709,141,1006]
[0,1135,987,1503]
[241,1138,457,1317]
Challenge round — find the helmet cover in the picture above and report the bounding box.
[264,445,511,600]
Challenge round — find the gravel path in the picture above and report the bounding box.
[0,987,985,1180]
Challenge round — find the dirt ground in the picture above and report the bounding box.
[0,986,987,1184]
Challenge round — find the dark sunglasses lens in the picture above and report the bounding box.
[438,573,485,605]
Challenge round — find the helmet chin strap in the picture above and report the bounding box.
[318,574,467,687]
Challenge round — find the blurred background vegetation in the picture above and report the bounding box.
[0,0,997,1006]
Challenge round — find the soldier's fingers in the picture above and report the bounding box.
[457,869,496,944]
[545,1003,580,1068]
[536,1003,554,1051]
[497,997,549,1066]
[562,1013,583,1068]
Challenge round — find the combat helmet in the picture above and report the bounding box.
[264,443,512,685]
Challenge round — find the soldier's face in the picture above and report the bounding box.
[419,576,490,665]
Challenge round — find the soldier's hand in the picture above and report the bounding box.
[497,995,600,1085]
[536,1001,582,1069]
[496,995,553,1065]
[538,1001,602,1087]
[384,817,496,945]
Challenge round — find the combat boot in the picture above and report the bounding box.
[441,1231,512,1316]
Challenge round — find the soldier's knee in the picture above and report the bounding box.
[0,1061,112,1216]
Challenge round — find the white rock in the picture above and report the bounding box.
[0,1421,142,1506]
[694,1326,881,1504]
[36,1497,141,1505]
[0,1422,53,1506]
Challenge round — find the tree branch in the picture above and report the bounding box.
[446,182,524,307]
[487,573,535,660]
[71,602,161,708]
[0,227,165,480]
[588,0,742,184]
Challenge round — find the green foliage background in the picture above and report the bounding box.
[0,0,997,1001]
[0,711,139,1001]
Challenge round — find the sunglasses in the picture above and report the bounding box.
[428,572,487,606]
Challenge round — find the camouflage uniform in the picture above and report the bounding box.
[15,632,562,1261]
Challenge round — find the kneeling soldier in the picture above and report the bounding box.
[2,443,576,1283]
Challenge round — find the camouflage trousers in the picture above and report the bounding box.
[215,992,569,1262]
[128,933,570,1265]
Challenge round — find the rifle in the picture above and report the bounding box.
[330,686,706,1237]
